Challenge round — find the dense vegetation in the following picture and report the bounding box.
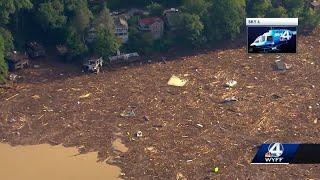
[0,0,319,83]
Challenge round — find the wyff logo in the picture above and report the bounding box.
[264,143,284,163]
[251,143,299,164]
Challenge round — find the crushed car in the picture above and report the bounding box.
[5,51,29,71]
[82,57,103,73]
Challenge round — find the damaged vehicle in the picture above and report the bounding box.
[82,57,103,73]
[5,51,29,71]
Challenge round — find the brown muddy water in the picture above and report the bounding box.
[0,143,121,180]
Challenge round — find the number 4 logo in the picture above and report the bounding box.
[268,143,284,157]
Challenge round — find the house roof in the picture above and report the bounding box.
[139,17,162,26]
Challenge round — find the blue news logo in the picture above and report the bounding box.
[264,143,284,163]
[251,143,299,164]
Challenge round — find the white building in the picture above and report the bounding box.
[114,16,129,43]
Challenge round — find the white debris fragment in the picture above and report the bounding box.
[9,74,19,81]
[176,172,186,180]
[223,96,238,103]
[136,131,143,138]
[225,80,237,88]
[196,124,204,128]
[120,108,135,117]
[167,75,188,87]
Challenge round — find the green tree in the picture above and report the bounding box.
[66,27,88,59]
[127,27,153,54]
[182,0,211,19]
[247,0,272,18]
[283,0,304,17]
[177,13,204,47]
[0,35,8,83]
[93,7,114,31]
[207,0,246,41]
[0,0,33,25]
[37,0,66,29]
[153,37,173,52]
[127,27,140,51]
[267,6,288,17]
[158,0,183,7]
[139,33,154,54]
[60,1,93,59]
[300,8,320,31]
[128,16,139,27]
[72,2,92,35]
[147,2,163,16]
[64,0,87,12]
[0,28,14,52]
[92,26,120,59]
[89,7,120,58]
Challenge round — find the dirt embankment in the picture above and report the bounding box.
[1,29,320,179]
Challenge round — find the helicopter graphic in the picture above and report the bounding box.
[249,28,297,52]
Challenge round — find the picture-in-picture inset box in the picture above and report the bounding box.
[246,18,298,53]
